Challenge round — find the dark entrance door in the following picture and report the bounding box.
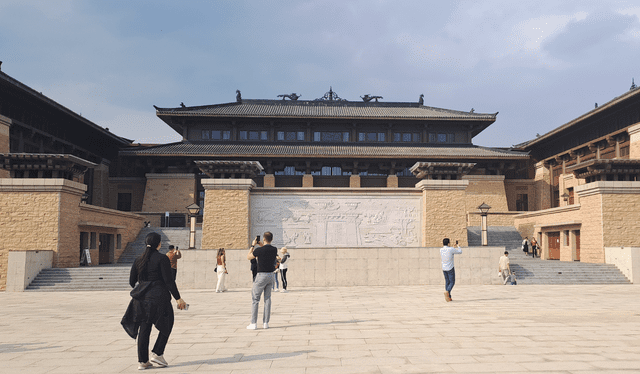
[548,232,560,260]
[575,230,580,261]
[99,234,111,264]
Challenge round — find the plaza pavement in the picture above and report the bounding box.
[1,285,640,374]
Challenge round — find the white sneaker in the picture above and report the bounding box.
[263,322,269,329]
[138,362,152,370]
[246,323,257,330]
[274,288,279,292]
[150,353,168,367]
[281,289,287,293]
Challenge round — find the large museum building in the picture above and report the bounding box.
[2,65,640,290]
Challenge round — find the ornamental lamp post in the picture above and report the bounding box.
[478,202,491,246]
[186,203,201,249]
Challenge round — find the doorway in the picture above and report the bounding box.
[99,234,113,264]
[575,230,581,261]
[548,232,560,260]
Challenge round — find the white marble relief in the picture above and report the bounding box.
[250,195,421,248]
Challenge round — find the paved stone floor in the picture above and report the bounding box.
[1,285,640,373]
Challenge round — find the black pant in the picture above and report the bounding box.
[280,268,288,290]
[137,321,170,363]
[171,268,177,281]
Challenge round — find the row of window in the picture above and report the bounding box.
[273,166,414,176]
[200,130,456,143]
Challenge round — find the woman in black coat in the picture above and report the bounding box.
[123,232,187,370]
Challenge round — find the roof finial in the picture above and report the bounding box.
[236,89,242,103]
[595,103,598,108]
[0,61,2,71]
[631,78,637,90]
[418,94,424,105]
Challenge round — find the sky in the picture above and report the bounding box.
[1,0,639,147]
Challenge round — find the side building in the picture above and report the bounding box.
[514,82,640,266]
[0,66,143,291]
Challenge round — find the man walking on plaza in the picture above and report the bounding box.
[440,238,462,302]
[498,250,511,285]
[247,232,278,329]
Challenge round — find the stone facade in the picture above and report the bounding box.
[108,177,146,212]
[140,173,196,216]
[201,179,254,249]
[629,123,640,159]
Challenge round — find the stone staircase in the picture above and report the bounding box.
[26,227,202,291]
[467,226,631,285]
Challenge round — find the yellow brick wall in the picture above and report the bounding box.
[57,188,82,268]
[302,174,313,188]
[141,174,196,213]
[504,180,536,212]
[108,178,146,212]
[534,162,551,211]
[464,178,509,213]
[386,175,398,188]
[264,174,275,188]
[349,175,361,188]
[577,193,604,263]
[201,182,253,249]
[78,205,144,261]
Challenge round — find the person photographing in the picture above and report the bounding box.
[440,238,462,302]
[246,232,278,329]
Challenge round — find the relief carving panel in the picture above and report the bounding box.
[250,194,421,248]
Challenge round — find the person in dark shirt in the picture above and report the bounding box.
[127,232,187,370]
[246,231,277,329]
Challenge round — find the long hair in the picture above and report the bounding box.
[136,232,162,277]
[217,248,225,258]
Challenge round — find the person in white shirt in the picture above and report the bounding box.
[498,251,511,285]
[440,238,462,302]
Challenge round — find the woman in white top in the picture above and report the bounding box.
[279,247,290,293]
[216,248,228,293]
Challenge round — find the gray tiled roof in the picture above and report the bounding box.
[154,100,497,120]
[120,142,528,159]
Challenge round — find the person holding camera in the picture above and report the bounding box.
[440,238,462,302]
[246,232,278,329]
[166,245,181,281]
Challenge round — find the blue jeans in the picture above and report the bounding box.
[443,268,456,295]
[251,272,274,324]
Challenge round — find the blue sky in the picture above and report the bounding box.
[1,0,639,147]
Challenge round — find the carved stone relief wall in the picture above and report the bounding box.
[250,193,421,248]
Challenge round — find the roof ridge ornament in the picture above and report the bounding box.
[361,94,383,102]
[315,86,346,101]
[277,93,301,100]
[236,89,242,103]
[631,78,637,90]
[418,94,424,105]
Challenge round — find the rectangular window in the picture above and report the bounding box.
[321,166,332,175]
[211,130,222,140]
[366,132,377,142]
[412,133,420,142]
[117,234,122,249]
[358,132,365,141]
[516,194,528,211]
[117,193,132,212]
[277,131,285,141]
[437,133,447,143]
[429,133,437,142]
[90,232,97,249]
[568,188,574,205]
[393,133,401,142]
[448,133,455,143]
[343,132,349,141]
[240,131,248,140]
[222,131,231,140]
[297,131,305,141]
[314,132,321,142]
[201,130,210,140]
[402,133,412,142]
[378,133,385,142]
[249,131,260,140]
[285,131,297,141]
[261,131,268,140]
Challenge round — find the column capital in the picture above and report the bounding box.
[201,178,256,190]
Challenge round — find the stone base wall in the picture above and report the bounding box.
[6,250,53,292]
[176,246,505,289]
[605,246,640,284]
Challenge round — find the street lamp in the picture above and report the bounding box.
[477,202,491,246]
[186,203,201,249]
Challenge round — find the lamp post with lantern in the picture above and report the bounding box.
[186,203,201,249]
[478,202,491,246]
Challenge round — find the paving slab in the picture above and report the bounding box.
[1,285,640,373]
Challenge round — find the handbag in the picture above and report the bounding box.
[214,266,217,272]
[130,280,153,299]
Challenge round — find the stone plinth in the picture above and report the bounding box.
[416,179,469,247]
[201,179,255,249]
